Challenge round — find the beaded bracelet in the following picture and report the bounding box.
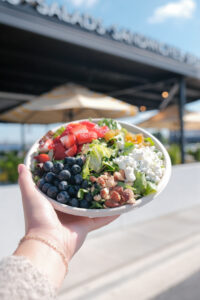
[19,235,68,272]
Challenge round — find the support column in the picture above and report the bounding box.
[178,77,186,164]
[21,123,25,152]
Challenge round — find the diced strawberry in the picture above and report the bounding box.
[65,144,77,157]
[77,144,83,153]
[53,136,60,144]
[34,154,50,163]
[79,121,97,130]
[53,142,66,160]
[93,125,109,138]
[60,134,76,149]
[76,131,98,144]
[39,139,54,153]
[60,127,70,138]
[68,124,88,136]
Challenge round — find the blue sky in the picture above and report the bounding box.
[1,0,200,144]
[52,0,200,56]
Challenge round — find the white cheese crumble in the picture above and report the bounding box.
[115,134,125,150]
[113,146,165,184]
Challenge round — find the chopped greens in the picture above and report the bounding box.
[77,188,89,199]
[90,201,104,209]
[98,118,121,130]
[133,171,157,197]
[53,126,66,138]
[82,157,90,179]
[144,137,155,146]
[121,142,134,156]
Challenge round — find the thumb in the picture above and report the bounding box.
[18,164,56,232]
[18,164,36,199]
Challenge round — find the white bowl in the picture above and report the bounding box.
[25,120,171,218]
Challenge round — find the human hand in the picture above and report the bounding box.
[16,164,118,287]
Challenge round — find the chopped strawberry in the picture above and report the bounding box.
[77,144,83,153]
[94,125,109,138]
[76,131,98,144]
[53,136,60,144]
[39,139,54,152]
[34,154,50,163]
[68,124,88,137]
[53,142,66,160]
[65,144,77,157]
[60,134,76,149]
[79,121,97,130]
[60,127,70,138]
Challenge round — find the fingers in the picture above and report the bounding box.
[18,164,36,199]
[88,215,120,232]
[18,163,48,213]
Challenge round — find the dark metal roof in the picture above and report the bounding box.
[0,0,200,114]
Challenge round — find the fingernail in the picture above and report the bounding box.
[18,164,23,174]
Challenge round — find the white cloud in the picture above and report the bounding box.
[148,0,196,23]
[69,0,98,7]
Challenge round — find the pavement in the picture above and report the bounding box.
[58,205,200,300]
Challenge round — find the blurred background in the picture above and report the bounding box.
[0,0,200,299]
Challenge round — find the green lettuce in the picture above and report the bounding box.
[133,171,157,196]
[98,118,120,130]
[53,126,66,138]
[88,143,113,172]
[82,157,90,179]
[144,137,155,146]
[121,142,134,156]
[144,182,157,195]
[102,159,119,172]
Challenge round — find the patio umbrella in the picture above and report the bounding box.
[0,83,138,124]
[137,105,200,131]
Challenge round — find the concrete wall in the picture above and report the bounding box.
[0,163,199,259]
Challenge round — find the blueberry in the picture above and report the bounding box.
[53,179,60,187]
[45,172,55,183]
[69,176,75,185]
[58,181,68,191]
[42,172,47,178]
[42,183,51,193]
[58,170,71,181]
[74,185,80,192]
[47,186,58,199]
[68,198,79,207]
[63,164,70,171]
[64,157,76,166]
[76,157,83,167]
[57,191,70,204]
[71,164,81,175]
[74,174,83,185]
[43,161,53,172]
[52,162,64,174]
[85,192,93,202]
[80,199,90,208]
[81,180,88,189]
[37,178,46,190]
[68,186,77,197]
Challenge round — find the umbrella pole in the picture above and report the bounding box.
[178,77,186,164]
[21,123,25,152]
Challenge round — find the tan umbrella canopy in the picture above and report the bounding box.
[0,83,138,124]
[137,105,200,131]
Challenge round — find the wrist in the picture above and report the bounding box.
[14,235,68,289]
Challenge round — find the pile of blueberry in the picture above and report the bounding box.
[36,157,93,208]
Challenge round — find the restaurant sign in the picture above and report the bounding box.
[2,0,200,66]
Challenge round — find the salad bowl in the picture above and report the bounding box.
[25,119,171,218]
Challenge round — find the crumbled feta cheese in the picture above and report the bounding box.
[113,146,165,183]
[115,134,125,149]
